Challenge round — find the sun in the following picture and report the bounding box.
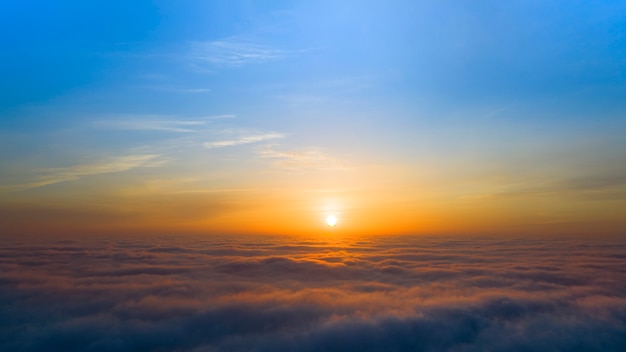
[326,215,337,227]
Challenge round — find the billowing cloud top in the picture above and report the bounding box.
[1,235,625,351]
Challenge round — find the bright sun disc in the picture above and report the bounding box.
[326,215,337,227]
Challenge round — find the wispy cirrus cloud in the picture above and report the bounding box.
[1,154,164,192]
[144,85,211,94]
[204,132,284,148]
[257,145,348,170]
[94,114,235,133]
[189,38,297,68]
[461,172,626,201]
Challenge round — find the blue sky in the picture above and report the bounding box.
[1,0,625,235]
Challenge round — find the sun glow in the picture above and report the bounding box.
[326,215,337,227]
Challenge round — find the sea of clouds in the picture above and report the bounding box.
[1,234,625,351]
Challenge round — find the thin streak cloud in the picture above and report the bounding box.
[463,172,626,201]
[94,115,235,133]
[1,154,164,192]
[189,39,294,68]
[204,132,284,148]
[144,85,211,94]
[257,145,348,170]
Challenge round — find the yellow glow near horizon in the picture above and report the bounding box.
[326,215,337,227]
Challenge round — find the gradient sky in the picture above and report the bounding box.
[1,0,625,236]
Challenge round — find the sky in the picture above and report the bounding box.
[1,0,626,237]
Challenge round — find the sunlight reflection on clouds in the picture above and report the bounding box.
[1,235,625,351]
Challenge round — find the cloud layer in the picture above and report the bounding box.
[1,235,625,351]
